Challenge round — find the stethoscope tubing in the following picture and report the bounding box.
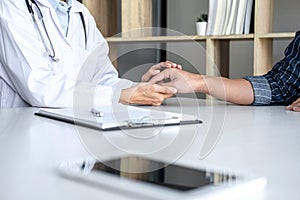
[24,0,86,62]
[26,0,58,61]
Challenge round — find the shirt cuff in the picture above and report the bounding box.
[243,76,272,105]
[111,79,136,104]
[92,79,135,107]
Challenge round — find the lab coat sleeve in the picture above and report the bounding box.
[76,33,135,106]
[78,5,136,106]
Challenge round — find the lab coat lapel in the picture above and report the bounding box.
[35,0,68,42]
[34,0,52,7]
[67,3,84,44]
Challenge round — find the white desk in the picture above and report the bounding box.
[0,98,299,200]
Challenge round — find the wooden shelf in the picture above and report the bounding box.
[106,35,206,43]
[106,32,297,43]
[208,34,255,40]
[258,32,296,39]
[106,34,254,43]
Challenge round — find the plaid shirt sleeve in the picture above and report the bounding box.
[244,76,272,105]
[244,31,300,106]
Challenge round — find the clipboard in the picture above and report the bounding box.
[34,105,202,131]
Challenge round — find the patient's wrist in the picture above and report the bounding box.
[193,74,207,93]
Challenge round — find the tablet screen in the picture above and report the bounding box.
[82,156,238,192]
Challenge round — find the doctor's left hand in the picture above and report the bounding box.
[120,83,177,106]
[141,61,182,82]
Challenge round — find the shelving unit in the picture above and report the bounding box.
[83,0,295,77]
[106,34,255,43]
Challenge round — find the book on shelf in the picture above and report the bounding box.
[235,0,248,34]
[243,0,254,34]
[225,0,239,35]
[212,0,227,35]
[222,0,232,35]
[206,0,217,35]
[206,0,254,36]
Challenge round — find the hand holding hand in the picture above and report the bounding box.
[120,83,177,106]
[148,68,203,93]
[286,98,300,112]
[141,61,182,82]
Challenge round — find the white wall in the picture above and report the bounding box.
[167,0,300,79]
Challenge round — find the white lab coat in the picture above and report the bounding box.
[0,0,133,108]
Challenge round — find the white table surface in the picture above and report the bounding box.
[0,98,299,200]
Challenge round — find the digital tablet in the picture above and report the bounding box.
[58,156,266,200]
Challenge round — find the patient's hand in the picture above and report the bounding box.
[148,68,203,94]
[286,97,300,112]
[141,61,182,82]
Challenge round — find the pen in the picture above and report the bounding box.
[91,108,104,117]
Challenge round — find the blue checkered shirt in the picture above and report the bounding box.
[244,31,300,106]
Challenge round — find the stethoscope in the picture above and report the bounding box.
[25,0,87,62]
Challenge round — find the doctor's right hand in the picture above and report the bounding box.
[119,83,177,106]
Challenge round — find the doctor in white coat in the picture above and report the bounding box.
[0,0,178,108]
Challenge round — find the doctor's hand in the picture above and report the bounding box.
[141,61,182,82]
[286,97,300,112]
[148,68,203,94]
[119,83,177,106]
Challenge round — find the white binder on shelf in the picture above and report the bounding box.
[235,0,248,34]
[243,0,254,34]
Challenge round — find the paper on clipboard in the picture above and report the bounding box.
[35,104,202,131]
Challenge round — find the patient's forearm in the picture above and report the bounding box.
[199,76,254,105]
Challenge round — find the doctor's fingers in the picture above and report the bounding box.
[153,72,196,94]
[144,85,176,106]
[149,84,177,95]
[128,84,176,106]
[148,93,174,106]
[141,61,182,82]
[158,81,192,94]
[164,61,182,69]
[148,68,178,84]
